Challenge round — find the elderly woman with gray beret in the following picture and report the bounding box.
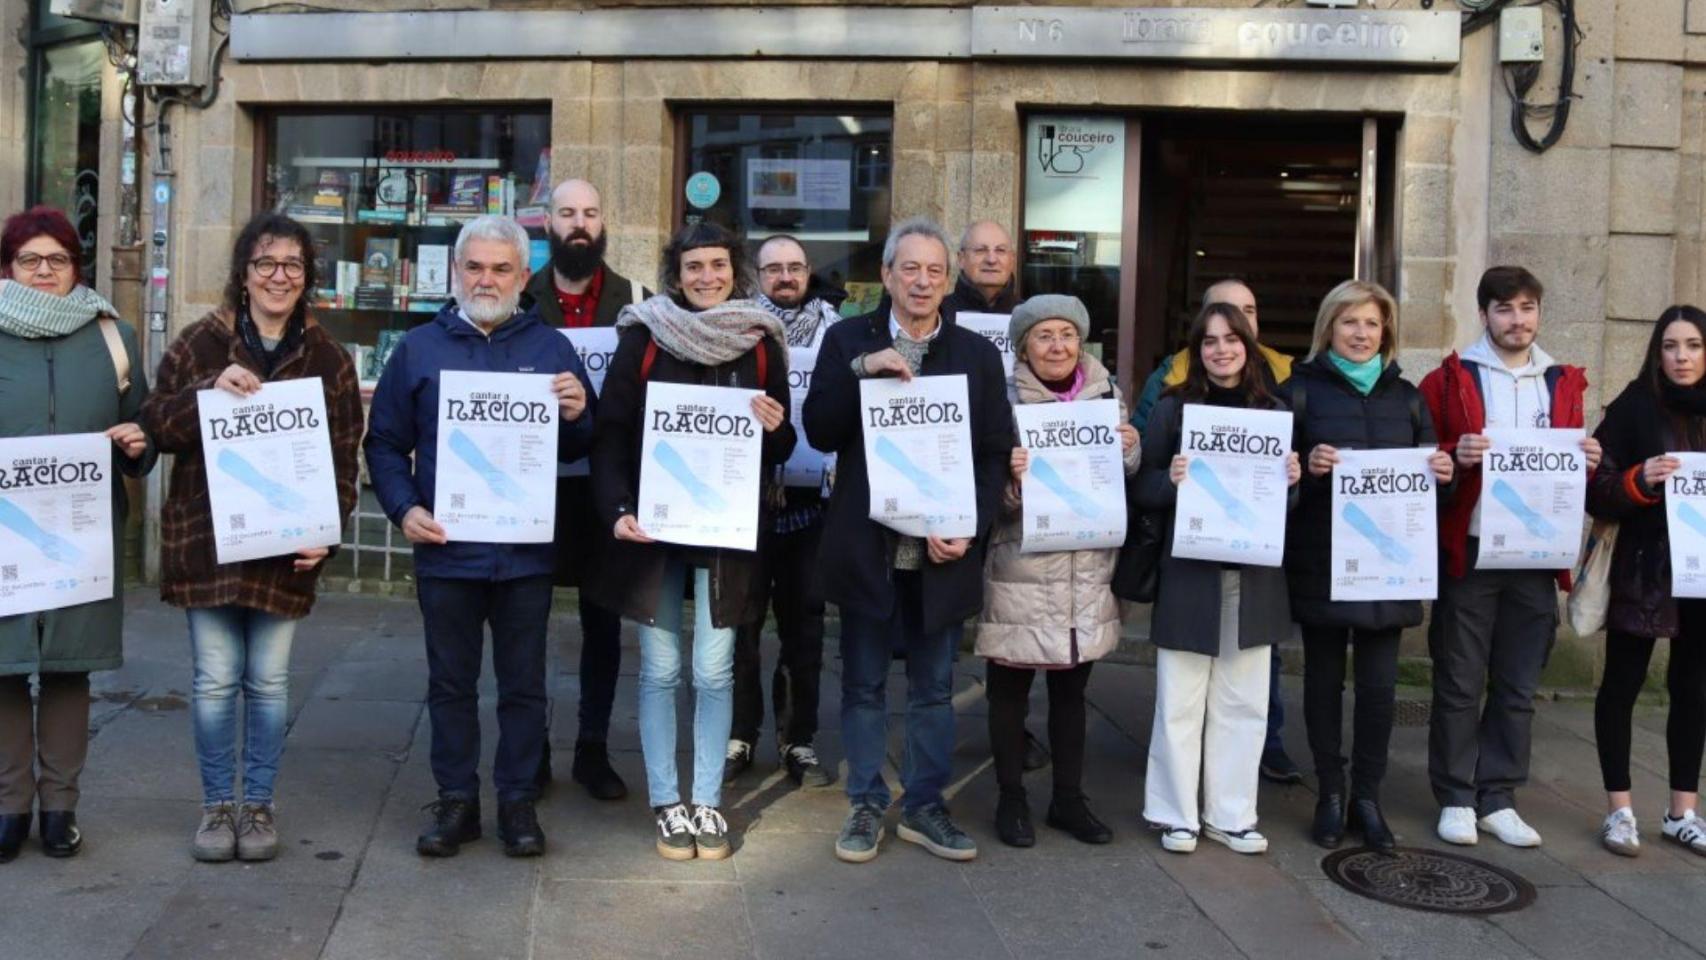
[977,294,1140,848]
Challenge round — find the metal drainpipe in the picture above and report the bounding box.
[141,105,175,585]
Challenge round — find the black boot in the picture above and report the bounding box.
[1312,793,1346,849]
[497,800,546,857]
[0,813,29,863]
[1349,796,1396,853]
[572,740,629,801]
[1046,796,1113,845]
[995,793,1035,848]
[38,810,81,858]
[416,797,481,857]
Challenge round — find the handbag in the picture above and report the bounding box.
[1112,509,1164,603]
[1566,517,1617,636]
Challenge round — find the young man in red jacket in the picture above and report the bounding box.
[1418,266,1601,848]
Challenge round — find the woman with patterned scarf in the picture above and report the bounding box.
[0,206,154,863]
[590,221,795,862]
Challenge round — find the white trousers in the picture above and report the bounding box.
[1144,571,1271,833]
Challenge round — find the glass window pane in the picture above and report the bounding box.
[681,110,893,316]
[30,38,103,279]
[1022,115,1126,374]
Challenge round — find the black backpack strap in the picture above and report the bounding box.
[1289,376,1308,450]
[1409,387,1424,441]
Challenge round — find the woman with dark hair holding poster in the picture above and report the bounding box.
[1136,301,1300,856]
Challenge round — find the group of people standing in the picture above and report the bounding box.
[2,176,1704,875]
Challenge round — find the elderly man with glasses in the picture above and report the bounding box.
[942,220,1020,322]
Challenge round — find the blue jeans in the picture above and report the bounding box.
[1265,650,1286,754]
[637,560,736,809]
[417,575,553,804]
[187,606,298,806]
[840,571,959,813]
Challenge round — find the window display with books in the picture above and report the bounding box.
[261,107,552,390]
[258,107,550,583]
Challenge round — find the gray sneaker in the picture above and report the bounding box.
[834,802,886,863]
[193,803,237,862]
[897,803,978,862]
[236,803,279,862]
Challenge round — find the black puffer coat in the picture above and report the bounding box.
[1281,355,1443,631]
[1587,380,1703,639]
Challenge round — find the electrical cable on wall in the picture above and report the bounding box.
[1461,0,1580,154]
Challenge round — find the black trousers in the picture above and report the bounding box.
[986,661,1094,802]
[417,575,552,804]
[1301,625,1401,797]
[732,523,825,747]
[1596,606,1706,793]
[575,593,623,744]
[1427,545,1557,815]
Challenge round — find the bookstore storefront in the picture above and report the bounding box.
[147,2,1694,585]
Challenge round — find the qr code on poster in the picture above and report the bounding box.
[2,565,16,583]
[451,494,466,510]
[1189,517,1203,532]
[1493,534,1506,547]
[1037,515,1050,531]
[229,514,246,531]
[1690,557,1700,572]
[884,498,898,513]
[653,503,669,521]
[1345,559,1359,574]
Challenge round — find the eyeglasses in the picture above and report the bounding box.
[249,257,306,280]
[14,252,73,272]
[1031,331,1081,348]
[759,263,809,279]
[963,246,1012,259]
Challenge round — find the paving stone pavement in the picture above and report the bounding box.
[3,591,1705,960]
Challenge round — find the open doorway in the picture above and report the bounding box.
[1132,112,1399,378]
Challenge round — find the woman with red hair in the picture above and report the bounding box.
[0,206,154,863]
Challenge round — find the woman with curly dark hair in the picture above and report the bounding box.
[140,212,363,863]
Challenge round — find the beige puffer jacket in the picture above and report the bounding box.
[976,354,1140,667]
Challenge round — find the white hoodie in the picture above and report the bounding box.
[1462,332,1558,536]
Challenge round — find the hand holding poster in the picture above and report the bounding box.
[1014,399,1127,553]
[783,347,833,489]
[955,312,1015,378]
[638,381,763,550]
[0,433,113,617]
[1666,452,1706,598]
[559,327,620,478]
[434,371,559,543]
[1476,428,1587,570]
[1172,404,1292,567]
[197,377,343,564]
[861,375,978,538]
[1330,448,1439,601]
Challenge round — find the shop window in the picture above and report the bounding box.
[1021,115,1127,371]
[26,0,104,279]
[258,105,550,581]
[679,109,893,316]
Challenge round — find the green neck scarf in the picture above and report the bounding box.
[1328,350,1384,395]
[0,280,117,339]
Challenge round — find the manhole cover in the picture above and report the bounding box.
[1321,846,1536,915]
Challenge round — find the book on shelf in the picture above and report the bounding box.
[285,204,346,225]
[336,261,361,299]
[527,148,551,206]
[449,174,484,207]
[515,205,547,228]
[353,284,395,311]
[361,237,401,286]
[367,329,408,380]
[415,244,449,297]
[486,176,504,215]
[356,208,408,224]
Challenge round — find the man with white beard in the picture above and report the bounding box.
[365,216,596,859]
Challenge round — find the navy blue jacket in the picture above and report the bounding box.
[363,301,595,581]
[802,308,1013,634]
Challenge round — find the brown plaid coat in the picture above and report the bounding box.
[140,310,364,619]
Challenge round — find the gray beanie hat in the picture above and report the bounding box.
[1009,293,1090,355]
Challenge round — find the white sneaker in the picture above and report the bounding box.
[1203,824,1268,855]
[1661,809,1706,856]
[1437,806,1478,845]
[1159,827,1198,853]
[1478,808,1542,847]
[1600,807,1640,857]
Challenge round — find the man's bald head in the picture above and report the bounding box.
[957,220,1015,300]
[1204,278,1258,335]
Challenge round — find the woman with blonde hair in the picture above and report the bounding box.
[1283,279,1453,851]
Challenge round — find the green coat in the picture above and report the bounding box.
[0,320,155,675]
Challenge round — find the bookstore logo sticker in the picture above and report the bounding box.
[1035,121,1117,177]
[685,172,721,210]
